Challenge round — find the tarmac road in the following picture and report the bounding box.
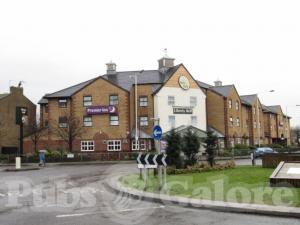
[0,160,298,225]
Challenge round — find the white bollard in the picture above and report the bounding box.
[15,157,21,169]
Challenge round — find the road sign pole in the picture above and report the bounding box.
[153,120,163,190]
[163,166,167,188]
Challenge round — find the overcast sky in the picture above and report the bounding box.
[1,0,300,126]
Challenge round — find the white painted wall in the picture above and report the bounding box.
[154,87,207,133]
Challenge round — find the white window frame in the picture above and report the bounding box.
[58,99,67,108]
[59,117,68,128]
[109,95,119,105]
[83,96,92,106]
[191,116,197,126]
[110,116,119,126]
[190,96,197,107]
[169,115,176,128]
[83,116,92,127]
[139,96,148,107]
[168,96,175,106]
[235,101,239,111]
[229,117,233,126]
[236,117,240,127]
[228,99,232,109]
[139,116,148,126]
[132,140,147,151]
[107,140,121,151]
[81,140,95,152]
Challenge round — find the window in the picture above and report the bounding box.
[139,116,148,126]
[190,96,197,107]
[110,116,119,126]
[168,96,175,106]
[228,99,232,109]
[236,117,240,127]
[169,115,175,128]
[254,121,257,128]
[81,141,95,151]
[107,140,121,151]
[259,121,261,129]
[109,95,118,105]
[58,99,67,108]
[132,140,147,151]
[139,96,148,107]
[83,116,92,127]
[59,117,68,128]
[253,107,256,115]
[235,101,239,111]
[229,117,233,127]
[191,116,197,126]
[44,120,48,127]
[83,96,92,106]
[45,104,49,113]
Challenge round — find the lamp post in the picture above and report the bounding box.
[130,70,144,149]
[130,70,144,179]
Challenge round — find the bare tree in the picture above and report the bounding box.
[51,114,85,152]
[28,121,47,153]
[291,126,300,146]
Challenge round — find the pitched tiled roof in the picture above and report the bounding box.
[41,65,181,102]
[197,81,212,89]
[44,78,97,99]
[262,105,277,114]
[38,97,48,104]
[267,105,282,114]
[240,94,257,106]
[0,93,9,100]
[210,85,234,97]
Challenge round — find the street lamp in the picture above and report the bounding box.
[130,70,144,150]
[256,90,275,147]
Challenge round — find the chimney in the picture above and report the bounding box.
[158,49,175,73]
[10,86,23,95]
[106,61,117,75]
[214,79,222,87]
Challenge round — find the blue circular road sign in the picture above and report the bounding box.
[153,125,163,140]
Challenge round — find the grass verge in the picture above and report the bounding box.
[120,166,300,207]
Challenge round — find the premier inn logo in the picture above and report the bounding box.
[178,75,190,90]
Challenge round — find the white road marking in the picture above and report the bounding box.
[56,205,165,218]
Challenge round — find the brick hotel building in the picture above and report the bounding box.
[25,55,207,153]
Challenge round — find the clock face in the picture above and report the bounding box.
[178,76,190,90]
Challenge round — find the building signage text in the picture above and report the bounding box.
[173,107,193,114]
[86,106,118,115]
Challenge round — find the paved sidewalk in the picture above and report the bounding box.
[106,175,300,218]
[0,160,135,168]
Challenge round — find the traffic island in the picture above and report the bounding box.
[106,166,300,218]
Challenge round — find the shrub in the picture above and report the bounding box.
[234,144,250,150]
[182,128,201,167]
[166,129,183,169]
[167,161,236,175]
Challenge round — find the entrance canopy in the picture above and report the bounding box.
[162,125,207,139]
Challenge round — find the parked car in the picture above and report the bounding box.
[253,147,277,158]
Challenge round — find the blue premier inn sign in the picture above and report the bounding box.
[153,125,162,140]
